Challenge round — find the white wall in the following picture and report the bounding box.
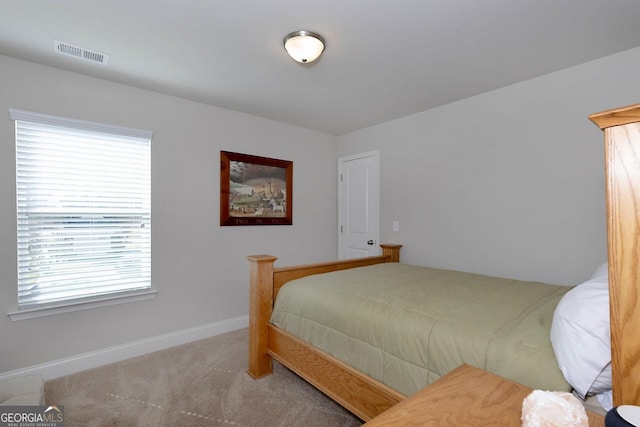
[338,47,640,286]
[3,46,639,376]
[0,55,338,374]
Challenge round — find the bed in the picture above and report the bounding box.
[247,103,640,421]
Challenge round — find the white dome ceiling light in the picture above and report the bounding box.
[283,30,325,64]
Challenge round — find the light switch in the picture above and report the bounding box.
[392,221,399,231]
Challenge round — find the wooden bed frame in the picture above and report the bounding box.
[247,103,640,420]
[589,103,640,407]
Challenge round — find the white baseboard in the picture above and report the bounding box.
[0,315,249,382]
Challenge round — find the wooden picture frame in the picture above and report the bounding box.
[220,151,292,226]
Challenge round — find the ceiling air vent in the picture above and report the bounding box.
[53,40,109,65]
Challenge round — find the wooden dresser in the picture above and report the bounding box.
[364,364,605,427]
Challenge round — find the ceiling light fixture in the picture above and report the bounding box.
[283,30,325,64]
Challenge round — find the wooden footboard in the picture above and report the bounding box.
[247,244,403,420]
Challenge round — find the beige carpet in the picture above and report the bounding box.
[45,328,363,427]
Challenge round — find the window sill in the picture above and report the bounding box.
[7,289,158,321]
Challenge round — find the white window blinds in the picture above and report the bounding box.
[10,109,152,309]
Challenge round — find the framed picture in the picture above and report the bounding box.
[220,151,293,226]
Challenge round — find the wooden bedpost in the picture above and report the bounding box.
[380,243,402,262]
[589,104,640,406]
[247,254,278,379]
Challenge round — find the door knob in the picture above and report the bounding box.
[367,240,374,245]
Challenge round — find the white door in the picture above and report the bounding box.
[338,151,380,259]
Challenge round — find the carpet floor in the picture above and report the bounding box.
[45,328,363,427]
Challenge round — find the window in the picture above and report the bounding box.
[10,109,152,315]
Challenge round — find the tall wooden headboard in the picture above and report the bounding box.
[589,103,640,407]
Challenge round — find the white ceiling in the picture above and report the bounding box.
[1,0,639,135]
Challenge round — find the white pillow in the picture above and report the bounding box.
[550,263,610,399]
[596,389,613,412]
[590,362,612,395]
[590,262,609,281]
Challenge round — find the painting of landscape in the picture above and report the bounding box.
[220,151,292,225]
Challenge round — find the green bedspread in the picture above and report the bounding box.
[270,262,571,396]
